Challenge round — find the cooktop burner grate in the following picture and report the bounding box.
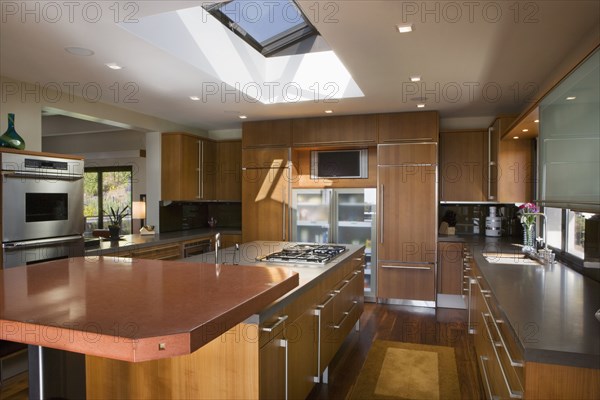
[258,244,347,265]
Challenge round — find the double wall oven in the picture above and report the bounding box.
[1,152,85,269]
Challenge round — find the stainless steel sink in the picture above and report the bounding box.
[483,253,542,266]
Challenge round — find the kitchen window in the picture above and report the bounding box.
[203,0,318,56]
[545,207,600,276]
[84,166,133,234]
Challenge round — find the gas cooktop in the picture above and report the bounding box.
[258,244,347,265]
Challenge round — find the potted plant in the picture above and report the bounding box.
[106,205,129,240]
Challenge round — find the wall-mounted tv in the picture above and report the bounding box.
[310,149,368,179]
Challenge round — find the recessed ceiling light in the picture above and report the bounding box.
[522,129,529,132]
[189,96,200,101]
[417,104,425,108]
[397,24,414,33]
[566,96,576,100]
[105,63,123,70]
[64,46,94,56]
[513,136,520,140]
[410,75,421,82]
[534,119,539,123]
[324,110,333,114]
[239,115,247,119]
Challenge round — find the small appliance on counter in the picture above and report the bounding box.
[485,206,503,237]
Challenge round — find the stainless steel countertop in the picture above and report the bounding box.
[182,241,365,320]
[85,228,241,256]
[442,234,600,369]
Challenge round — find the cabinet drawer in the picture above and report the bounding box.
[377,262,435,301]
[259,311,289,349]
[130,243,182,260]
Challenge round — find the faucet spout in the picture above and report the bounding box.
[214,233,221,264]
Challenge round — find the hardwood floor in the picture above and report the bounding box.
[307,302,485,400]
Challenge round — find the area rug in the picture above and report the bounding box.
[349,341,461,400]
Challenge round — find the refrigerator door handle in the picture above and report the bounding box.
[379,184,384,244]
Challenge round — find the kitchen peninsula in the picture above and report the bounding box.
[0,242,365,399]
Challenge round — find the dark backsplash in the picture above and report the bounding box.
[438,204,522,238]
[159,201,241,233]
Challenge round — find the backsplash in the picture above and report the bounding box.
[438,204,522,238]
[160,201,241,233]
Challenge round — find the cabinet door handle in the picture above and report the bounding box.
[281,180,286,241]
[261,315,288,332]
[197,141,204,199]
[482,314,524,399]
[314,309,322,382]
[279,338,289,400]
[479,355,495,400]
[381,264,432,270]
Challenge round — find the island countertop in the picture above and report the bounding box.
[0,256,298,362]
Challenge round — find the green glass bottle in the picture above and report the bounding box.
[0,113,26,150]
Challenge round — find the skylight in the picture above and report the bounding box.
[203,0,317,57]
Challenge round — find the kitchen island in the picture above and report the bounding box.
[0,255,298,398]
[1,242,365,399]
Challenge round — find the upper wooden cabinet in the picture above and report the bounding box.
[439,130,486,202]
[242,120,291,148]
[161,133,200,201]
[241,147,290,169]
[216,140,242,201]
[292,115,377,147]
[377,111,439,143]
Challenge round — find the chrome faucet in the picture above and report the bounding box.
[214,233,221,264]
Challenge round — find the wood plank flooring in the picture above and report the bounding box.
[307,302,485,400]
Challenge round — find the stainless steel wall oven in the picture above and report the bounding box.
[1,152,85,268]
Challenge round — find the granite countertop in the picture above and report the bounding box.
[440,234,600,369]
[0,256,297,362]
[85,228,242,256]
[183,241,365,320]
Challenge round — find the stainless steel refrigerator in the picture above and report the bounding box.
[292,188,377,299]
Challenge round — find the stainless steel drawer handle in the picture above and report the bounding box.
[479,356,495,400]
[483,315,524,399]
[332,301,358,329]
[261,315,288,332]
[317,293,336,309]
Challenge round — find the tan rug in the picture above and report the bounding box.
[349,341,461,400]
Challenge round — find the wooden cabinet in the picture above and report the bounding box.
[377,144,437,301]
[377,111,439,143]
[242,148,291,243]
[117,243,182,260]
[216,140,242,201]
[161,133,200,201]
[259,248,364,400]
[241,168,288,243]
[242,120,291,148]
[292,115,377,147]
[439,130,486,202]
[437,242,464,295]
[161,133,217,201]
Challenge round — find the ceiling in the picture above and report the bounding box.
[1,1,599,133]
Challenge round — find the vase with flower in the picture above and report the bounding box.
[518,202,538,252]
[106,206,129,241]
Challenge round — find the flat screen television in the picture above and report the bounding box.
[310,149,368,179]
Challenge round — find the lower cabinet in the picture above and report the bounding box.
[118,243,182,260]
[259,250,365,399]
[437,242,464,295]
[468,249,599,400]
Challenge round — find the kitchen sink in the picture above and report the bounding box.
[483,253,542,266]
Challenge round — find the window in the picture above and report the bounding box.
[203,0,318,56]
[545,207,563,249]
[567,210,592,259]
[84,167,133,234]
